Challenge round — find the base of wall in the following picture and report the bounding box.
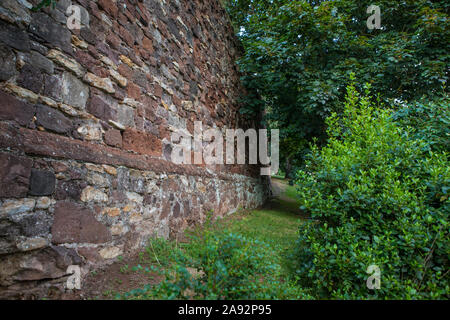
[0,150,267,299]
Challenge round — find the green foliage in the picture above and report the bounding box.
[156,232,282,299]
[291,79,449,299]
[392,97,450,153]
[32,0,58,11]
[226,0,449,164]
[121,211,310,300]
[145,237,179,268]
[129,232,307,299]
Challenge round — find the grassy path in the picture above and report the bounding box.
[226,178,303,252]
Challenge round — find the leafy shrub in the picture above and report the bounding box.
[292,78,449,299]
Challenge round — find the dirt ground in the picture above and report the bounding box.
[60,256,163,300]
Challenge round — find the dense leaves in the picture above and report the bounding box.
[123,232,309,300]
[225,0,449,166]
[392,98,450,153]
[291,79,449,299]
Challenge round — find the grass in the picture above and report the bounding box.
[139,206,303,278]
[284,183,298,201]
[222,208,301,251]
[271,174,286,180]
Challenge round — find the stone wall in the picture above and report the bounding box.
[0,0,267,298]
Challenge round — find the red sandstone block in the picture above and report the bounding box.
[127,82,141,100]
[0,91,35,126]
[51,201,111,244]
[118,12,128,25]
[136,105,145,117]
[98,0,118,18]
[75,50,98,72]
[126,1,137,16]
[122,128,162,157]
[117,63,132,79]
[142,36,154,53]
[92,66,109,78]
[153,83,163,98]
[88,94,117,122]
[119,26,134,47]
[87,44,100,59]
[105,129,122,148]
[0,152,32,198]
[139,48,149,61]
[106,32,122,50]
[124,9,135,23]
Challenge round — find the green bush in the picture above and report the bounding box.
[292,78,449,299]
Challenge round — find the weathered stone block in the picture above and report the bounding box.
[30,40,48,55]
[62,72,89,110]
[119,25,134,47]
[77,121,103,141]
[98,0,118,18]
[105,129,122,148]
[16,237,49,252]
[51,201,111,244]
[116,104,135,128]
[0,43,17,81]
[109,68,128,87]
[28,169,56,196]
[0,153,32,199]
[55,180,86,201]
[43,74,62,102]
[122,129,162,157]
[17,64,44,94]
[47,49,84,77]
[0,198,35,216]
[87,94,117,122]
[99,246,122,259]
[83,72,115,94]
[80,186,108,203]
[36,197,54,209]
[75,49,97,72]
[36,104,72,134]
[0,20,30,51]
[142,36,154,53]
[0,91,35,126]
[29,12,72,53]
[29,51,54,74]
[0,246,81,286]
[127,82,141,100]
[17,210,52,238]
[0,0,31,26]
[47,7,66,24]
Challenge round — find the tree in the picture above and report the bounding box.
[225,0,449,164]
